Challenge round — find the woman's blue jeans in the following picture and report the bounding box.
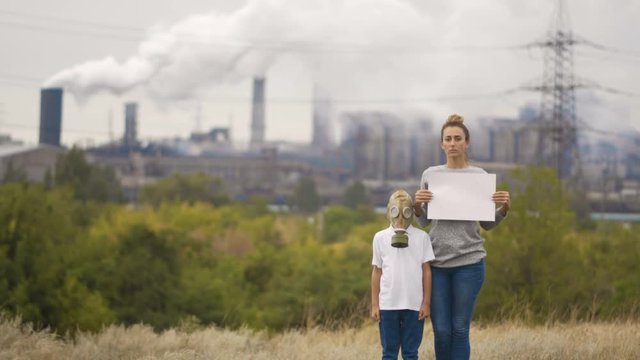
[430,259,485,360]
[379,310,424,360]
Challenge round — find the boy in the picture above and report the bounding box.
[371,189,435,360]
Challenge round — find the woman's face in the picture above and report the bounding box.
[441,126,468,159]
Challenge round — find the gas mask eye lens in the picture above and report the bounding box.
[389,206,400,218]
[402,207,413,219]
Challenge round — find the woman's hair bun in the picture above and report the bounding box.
[447,114,464,124]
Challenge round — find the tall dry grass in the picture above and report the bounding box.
[1,316,638,359]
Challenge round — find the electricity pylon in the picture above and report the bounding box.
[529,0,583,180]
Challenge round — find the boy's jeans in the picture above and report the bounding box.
[430,259,485,360]
[379,309,424,360]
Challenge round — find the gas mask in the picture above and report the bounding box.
[387,190,414,248]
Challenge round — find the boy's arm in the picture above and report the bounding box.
[371,266,382,321]
[419,262,432,320]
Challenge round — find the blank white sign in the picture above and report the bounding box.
[426,172,496,221]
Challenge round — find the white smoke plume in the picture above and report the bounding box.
[44,0,435,103]
[43,0,636,134]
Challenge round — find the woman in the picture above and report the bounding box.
[414,114,510,360]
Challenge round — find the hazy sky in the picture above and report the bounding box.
[1,0,638,147]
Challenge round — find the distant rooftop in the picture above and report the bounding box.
[0,144,63,158]
[0,144,38,158]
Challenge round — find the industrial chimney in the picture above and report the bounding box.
[39,87,63,147]
[312,83,333,150]
[250,77,265,148]
[123,102,138,148]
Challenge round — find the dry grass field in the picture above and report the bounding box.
[1,317,639,359]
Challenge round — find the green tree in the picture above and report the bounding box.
[178,256,248,328]
[322,204,377,243]
[478,166,581,322]
[109,224,181,329]
[1,160,27,183]
[244,195,271,217]
[290,176,320,213]
[255,239,339,330]
[54,146,123,202]
[0,183,113,333]
[140,172,229,207]
[343,180,370,209]
[587,222,640,318]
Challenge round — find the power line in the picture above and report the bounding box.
[0,9,531,54]
[0,79,41,88]
[0,72,634,106]
[0,9,145,33]
[0,18,529,54]
[579,38,640,60]
[3,6,639,58]
[0,73,42,83]
[591,84,640,98]
[1,122,111,137]
[576,119,620,137]
[0,73,528,104]
[0,20,145,43]
[574,49,640,67]
[244,89,522,105]
[0,7,529,56]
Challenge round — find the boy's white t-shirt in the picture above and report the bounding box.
[372,224,435,311]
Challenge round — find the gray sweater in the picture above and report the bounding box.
[416,165,506,268]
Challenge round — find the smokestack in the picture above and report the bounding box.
[39,87,63,147]
[250,77,265,147]
[312,83,332,150]
[124,102,138,148]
